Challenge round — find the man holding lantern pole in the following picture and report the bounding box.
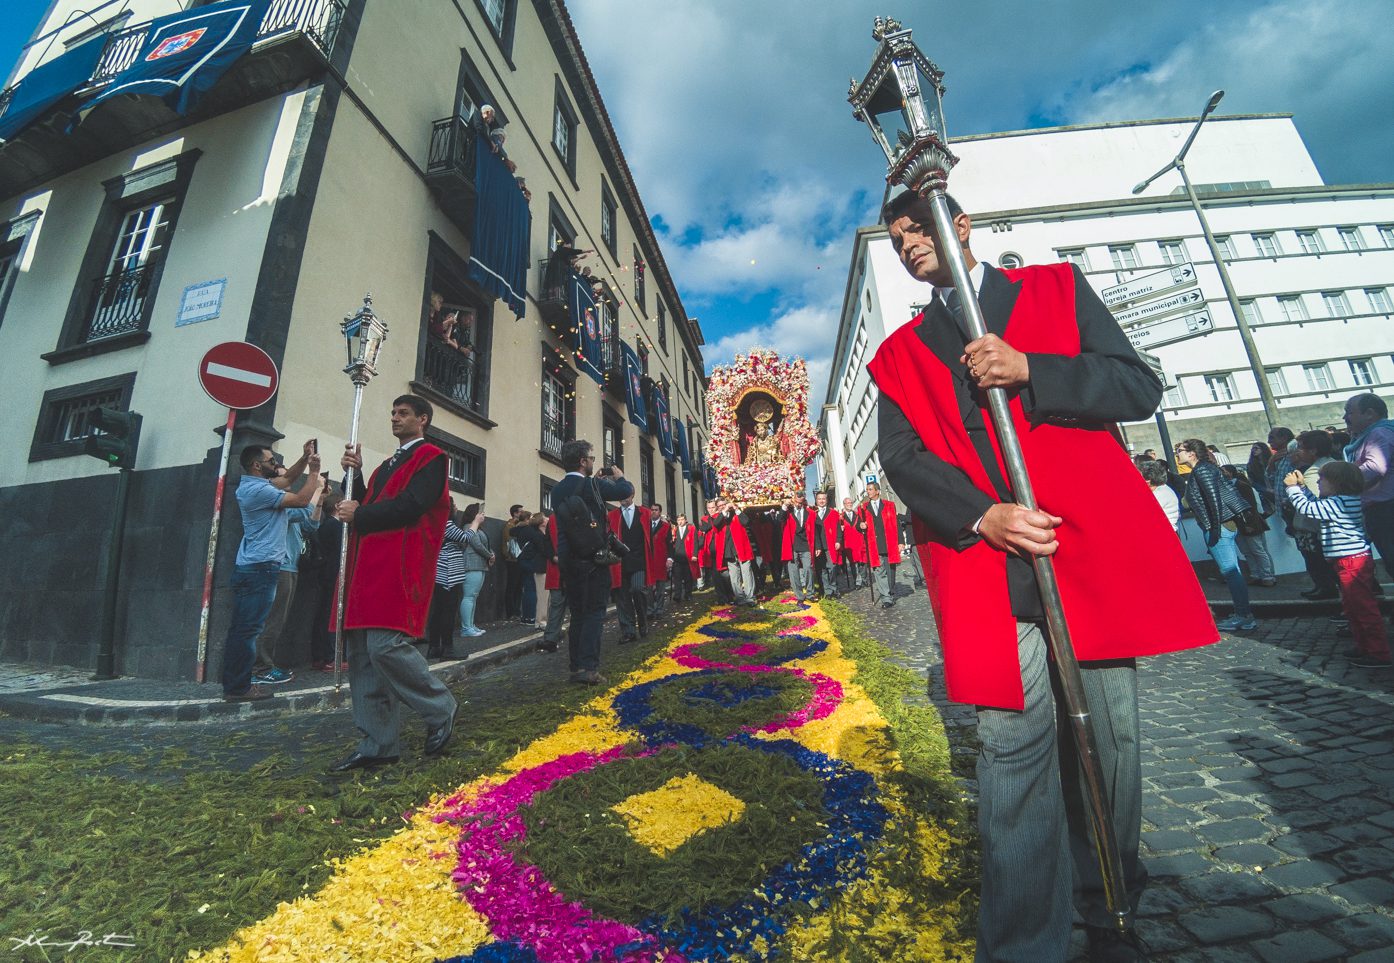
[870,189,1216,961]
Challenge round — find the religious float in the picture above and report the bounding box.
[705,348,821,506]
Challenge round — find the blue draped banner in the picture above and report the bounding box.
[677,422,692,480]
[79,0,271,120]
[468,138,531,317]
[0,35,107,142]
[621,341,647,431]
[571,272,603,384]
[654,391,674,460]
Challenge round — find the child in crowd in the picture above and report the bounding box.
[1285,462,1391,668]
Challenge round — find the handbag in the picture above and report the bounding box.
[1235,507,1269,536]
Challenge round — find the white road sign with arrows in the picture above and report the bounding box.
[1103,262,1197,307]
[1126,309,1214,350]
[1113,287,1206,327]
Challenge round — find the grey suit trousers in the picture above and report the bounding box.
[973,623,1145,962]
[871,561,897,604]
[346,628,458,757]
[725,559,756,603]
[786,550,814,600]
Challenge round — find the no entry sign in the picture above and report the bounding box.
[198,341,279,409]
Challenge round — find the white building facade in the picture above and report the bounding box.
[821,114,1394,503]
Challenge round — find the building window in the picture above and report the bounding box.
[633,247,646,312]
[657,302,667,353]
[999,251,1023,269]
[541,348,575,460]
[0,211,38,334]
[1350,358,1377,386]
[1059,249,1088,269]
[1108,244,1139,269]
[1158,240,1187,264]
[602,405,624,470]
[1338,226,1364,251]
[1252,233,1280,258]
[600,180,617,256]
[681,353,689,396]
[640,442,655,507]
[418,236,491,419]
[1296,230,1324,254]
[1367,288,1393,314]
[1204,373,1237,403]
[1303,363,1333,391]
[1277,295,1309,322]
[1378,225,1394,248]
[1321,290,1352,318]
[1265,367,1288,396]
[596,286,620,375]
[30,373,136,462]
[540,476,557,511]
[551,80,578,176]
[1238,299,1262,327]
[1214,235,1237,259]
[54,151,200,355]
[427,427,486,499]
[1163,381,1187,409]
[664,462,677,519]
[475,0,517,53]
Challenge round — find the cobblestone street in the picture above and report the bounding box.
[837,576,1394,961]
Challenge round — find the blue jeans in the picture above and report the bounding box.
[458,571,486,631]
[222,562,281,695]
[520,570,539,621]
[1207,526,1252,617]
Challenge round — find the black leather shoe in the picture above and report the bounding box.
[618,634,637,645]
[329,751,399,773]
[881,600,895,609]
[424,711,456,756]
[1085,925,1147,962]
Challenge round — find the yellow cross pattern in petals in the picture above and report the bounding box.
[611,773,746,856]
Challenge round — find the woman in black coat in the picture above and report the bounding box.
[1177,438,1257,632]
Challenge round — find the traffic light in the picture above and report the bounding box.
[84,407,142,469]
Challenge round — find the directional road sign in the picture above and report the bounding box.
[1134,348,1170,388]
[1113,287,1206,327]
[1126,309,1214,351]
[198,341,279,409]
[1102,262,1197,308]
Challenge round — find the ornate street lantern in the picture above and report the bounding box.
[848,17,955,194]
[849,17,1134,937]
[333,293,389,700]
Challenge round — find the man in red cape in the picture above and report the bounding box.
[869,191,1216,962]
[669,511,699,602]
[858,481,901,608]
[608,494,655,642]
[333,395,459,772]
[646,502,673,619]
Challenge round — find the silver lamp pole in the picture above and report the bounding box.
[334,294,388,704]
[850,17,1132,935]
[1132,91,1278,430]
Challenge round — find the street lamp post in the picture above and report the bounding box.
[849,17,1134,937]
[1132,90,1279,430]
[333,294,388,704]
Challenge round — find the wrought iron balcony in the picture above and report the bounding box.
[425,115,481,232]
[541,416,567,459]
[84,263,155,342]
[0,0,346,197]
[421,334,485,417]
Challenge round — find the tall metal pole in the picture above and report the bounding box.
[1175,162,1279,429]
[94,466,132,680]
[1132,91,1278,430]
[195,409,237,683]
[332,381,366,704]
[924,190,1133,935]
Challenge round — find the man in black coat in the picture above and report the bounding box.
[551,439,633,685]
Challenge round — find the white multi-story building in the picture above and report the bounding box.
[0,0,709,678]
[821,114,1394,502]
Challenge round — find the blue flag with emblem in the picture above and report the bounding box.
[78,0,272,121]
[572,271,604,384]
[621,341,647,431]
[704,463,719,500]
[677,421,692,480]
[654,390,674,460]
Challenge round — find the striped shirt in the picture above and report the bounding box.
[1285,486,1369,558]
[435,522,473,587]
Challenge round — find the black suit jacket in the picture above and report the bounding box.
[879,263,1161,618]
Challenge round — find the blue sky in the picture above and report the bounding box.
[5,0,1390,403]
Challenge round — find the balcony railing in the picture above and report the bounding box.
[422,335,484,415]
[89,0,345,85]
[541,416,566,459]
[84,263,155,342]
[426,115,480,180]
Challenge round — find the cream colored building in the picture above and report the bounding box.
[0,0,708,678]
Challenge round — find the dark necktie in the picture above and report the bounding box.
[387,447,406,468]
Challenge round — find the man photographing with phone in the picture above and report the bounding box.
[551,440,634,684]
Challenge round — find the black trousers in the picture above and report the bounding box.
[562,559,611,673]
[427,584,463,654]
[670,561,695,600]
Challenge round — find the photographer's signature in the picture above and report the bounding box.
[8,932,135,954]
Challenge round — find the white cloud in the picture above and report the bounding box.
[705,302,840,413]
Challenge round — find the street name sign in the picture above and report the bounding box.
[198,341,279,409]
[1113,287,1206,327]
[1103,262,1197,308]
[1126,309,1214,350]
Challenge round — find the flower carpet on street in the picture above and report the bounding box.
[190,597,974,961]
